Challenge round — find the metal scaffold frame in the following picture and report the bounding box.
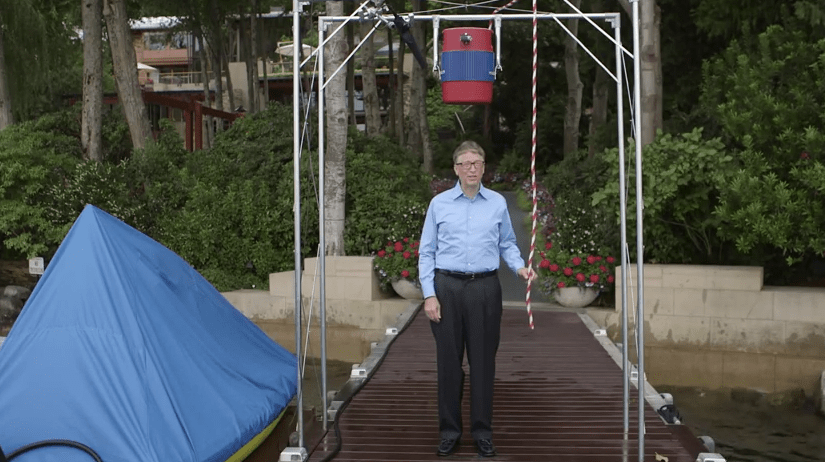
[288,0,647,460]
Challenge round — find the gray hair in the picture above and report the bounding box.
[452,140,486,163]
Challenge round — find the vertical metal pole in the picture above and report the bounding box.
[613,15,629,437]
[291,0,305,449]
[631,1,645,460]
[318,18,329,432]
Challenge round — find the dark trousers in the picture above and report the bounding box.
[430,271,503,441]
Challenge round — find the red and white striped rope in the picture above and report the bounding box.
[525,0,537,330]
[488,0,520,29]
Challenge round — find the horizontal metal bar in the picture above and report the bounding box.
[319,12,620,23]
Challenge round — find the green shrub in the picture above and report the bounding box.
[700,25,825,268]
[593,129,736,264]
[153,104,318,291]
[345,131,431,255]
[0,110,82,258]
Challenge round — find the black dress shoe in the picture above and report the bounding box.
[436,437,460,456]
[475,438,497,457]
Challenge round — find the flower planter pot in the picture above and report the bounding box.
[552,287,599,308]
[391,279,424,300]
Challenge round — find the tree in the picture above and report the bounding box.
[409,0,432,173]
[0,0,79,129]
[103,0,153,151]
[0,12,12,130]
[324,0,348,255]
[618,0,662,147]
[360,21,382,136]
[562,0,583,157]
[81,0,104,161]
[586,0,610,158]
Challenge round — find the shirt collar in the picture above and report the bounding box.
[450,181,487,200]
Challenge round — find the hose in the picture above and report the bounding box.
[5,439,103,461]
[316,304,422,462]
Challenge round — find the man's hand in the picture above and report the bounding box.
[518,267,537,282]
[424,296,441,323]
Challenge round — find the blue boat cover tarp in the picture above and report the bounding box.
[0,205,297,462]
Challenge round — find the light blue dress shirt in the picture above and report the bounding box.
[418,182,525,299]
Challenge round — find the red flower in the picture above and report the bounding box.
[403,251,411,259]
[599,265,607,273]
[607,275,615,283]
[801,151,811,160]
[549,264,559,272]
[596,256,603,261]
[545,242,553,250]
[589,274,600,283]
[586,255,597,264]
[414,250,419,257]
[401,270,410,278]
[412,241,419,248]
[606,256,615,264]
[557,282,566,288]
[394,242,403,252]
[539,259,551,269]
[563,267,573,276]
[403,237,409,242]
[576,273,586,282]
[377,250,386,257]
[571,257,582,266]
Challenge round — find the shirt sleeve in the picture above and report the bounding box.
[498,202,525,274]
[418,200,438,298]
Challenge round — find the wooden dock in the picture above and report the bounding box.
[307,307,706,461]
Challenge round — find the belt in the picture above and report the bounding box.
[435,269,497,280]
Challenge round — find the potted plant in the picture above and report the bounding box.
[536,242,616,308]
[373,238,423,299]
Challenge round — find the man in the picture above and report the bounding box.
[418,140,533,458]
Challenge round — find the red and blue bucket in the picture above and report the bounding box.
[440,27,495,105]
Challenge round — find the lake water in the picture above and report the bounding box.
[665,386,825,462]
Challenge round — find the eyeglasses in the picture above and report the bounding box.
[455,161,485,170]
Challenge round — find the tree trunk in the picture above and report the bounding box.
[197,34,213,147]
[241,7,254,114]
[588,65,609,158]
[360,22,381,136]
[410,2,432,172]
[346,1,356,127]
[81,0,103,161]
[222,51,235,113]
[405,15,423,155]
[103,0,152,152]
[249,0,258,113]
[562,0,583,158]
[0,13,14,130]
[617,0,662,147]
[640,0,662,146]
[587,0,609,158]
[387,28,396,137]
[394,39,406,145]
[324,1,348,256]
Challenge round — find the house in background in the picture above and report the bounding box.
[117,12,411,148]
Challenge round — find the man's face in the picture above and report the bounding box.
[454,151,485,189]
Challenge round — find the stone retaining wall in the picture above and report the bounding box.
[587,264,825,394]
[222,256,416,363]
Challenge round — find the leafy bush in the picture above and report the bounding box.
[153,104,318,291]
[344,131,431,256]
[714,151,825,265]
[0,110,82,258]
[593,129,736,264]
[700,25,825,267]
